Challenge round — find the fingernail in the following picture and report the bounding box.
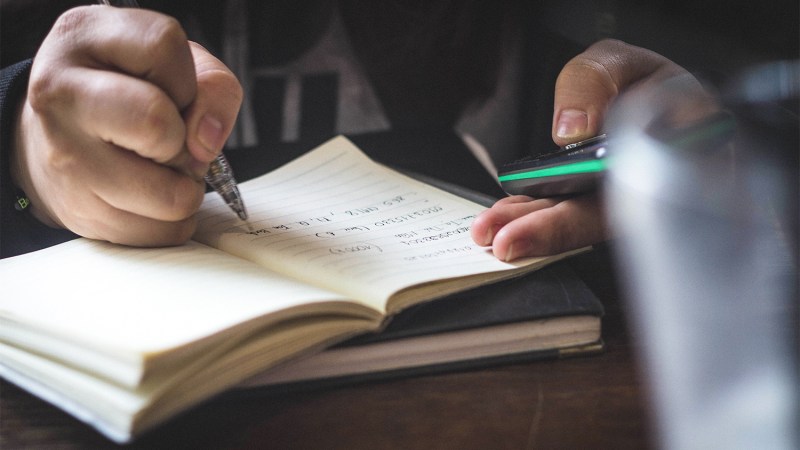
[505,239,532,262]
[556,109,588,140]
[197,115,224,156]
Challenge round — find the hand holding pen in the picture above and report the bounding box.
[8,4,244,247]
[101,0,247,221]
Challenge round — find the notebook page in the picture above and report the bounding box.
[0,239,362,386]
[194,136,543,312]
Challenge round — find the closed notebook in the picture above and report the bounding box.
[240,261,603,391]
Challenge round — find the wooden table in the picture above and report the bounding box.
[1,245,657,449]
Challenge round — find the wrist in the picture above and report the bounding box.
[11,99,61,229]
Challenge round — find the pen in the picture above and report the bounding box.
[100,0,248,221]
[497,110,737,198]
[497,135,609,198]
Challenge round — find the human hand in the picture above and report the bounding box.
[472,39,714,260]
[10,6,242,246]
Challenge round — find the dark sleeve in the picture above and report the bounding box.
[0,60,77,259]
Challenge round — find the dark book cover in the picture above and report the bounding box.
[237,260,603,394]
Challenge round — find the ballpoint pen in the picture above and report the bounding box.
[100,0,248,221]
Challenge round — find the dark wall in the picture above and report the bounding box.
[2,0,796,158]
[3,0,796,73]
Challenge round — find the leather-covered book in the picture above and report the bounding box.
[240,261,603,391]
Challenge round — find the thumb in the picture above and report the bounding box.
[184,42,243,164]
[552,39,685,147]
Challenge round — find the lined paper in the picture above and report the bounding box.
[194,136,537,309]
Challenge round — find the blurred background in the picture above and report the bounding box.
[2,2,797,448]
[3,0,797,156]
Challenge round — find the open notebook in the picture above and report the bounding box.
[0,136,600,442]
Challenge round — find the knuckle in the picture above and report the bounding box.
[228,77,244,106]
[43,143,79,174]
[139,93,184,156]
[32,122,84,174]
[27,66,68,114]
[224,71,244,103]
[141,16,188,63]
[546,212,588,254]
[28,10,96,115]
[166,178,204,220]
[198,68,244,107]
[526,227,556,256]
[61,198,104,240]
[591,38,628,52]
[564,57,619,93]
[27,73,54,113]
[51,7,94,39]
[547,226,570,255]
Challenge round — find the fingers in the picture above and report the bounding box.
[475,40,711,261]
[183,42,243,163]
[89,145,206,221]
[49,67,199,170]
[29,6,202,171]
[15,102,204,247]
[20,100,205,219]
[472,194,607,261]
[471,196,555,246]
[552,39,686,146]
[71,204,199,248]
[12,6,216,247]
[44,6,197,109]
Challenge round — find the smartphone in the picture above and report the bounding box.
[498,134,608,197]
